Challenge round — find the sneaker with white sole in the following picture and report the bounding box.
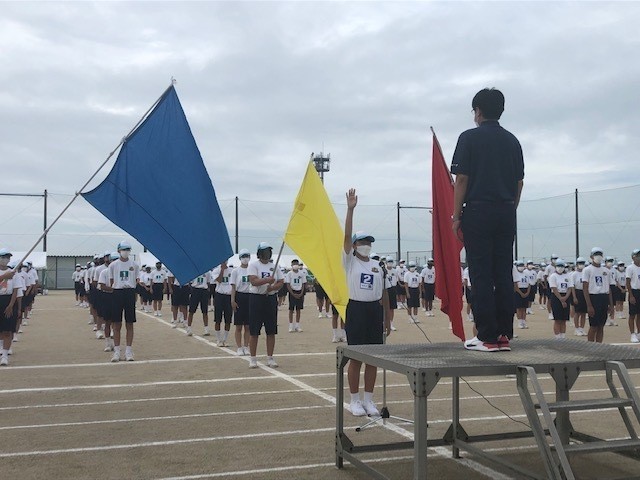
[171,322,177,329]
[332,335,339,343]
[497,335,512,351]
[243,346,250,356]
[362,400,380,416]
[548,313,554,320]
[318,312,323,318]
[125,352,134,361]
[104,343,114,352]
[631,333,640,343]
[249,358,258,368]
[0,356,8,366]
[288,325,295,333]
[266,358,278,368]
[186,326,193,336]
[237,347,245,356]
[203,327,211,336]
[110,352,120,362]
[92,325,97,331]
[22,320,28,326]
[350,400,367,417]
[390,324,397,331]
[7,348,12,355]
[295,326,303,332]
[606,320,618,326]
[464,336,500,352]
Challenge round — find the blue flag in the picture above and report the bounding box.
[82,86,232,284]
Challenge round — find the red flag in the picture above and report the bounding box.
[431,129,465,341]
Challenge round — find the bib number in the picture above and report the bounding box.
[360,273,374,290]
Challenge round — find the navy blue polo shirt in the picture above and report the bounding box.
[450,120,524,203]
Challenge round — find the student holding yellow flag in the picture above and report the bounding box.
[343,188,391,417]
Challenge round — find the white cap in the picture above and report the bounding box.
[110,252,120,260]
[0,248,12,257]
[238,249,251,257]
[352,231,375,243]
[576,257,586,263]
[408,261,417,267]
[118,240,132,251]
[257,242,272,251]
[591,247,603,255]
[551,253,559,259]
[427,257,434,262]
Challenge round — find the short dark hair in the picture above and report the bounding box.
[472,88,504,120]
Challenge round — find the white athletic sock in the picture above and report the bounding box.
[114,346,121,355]
[250,356,257,362]
[294,322,299,330]
[1,349,7,358]
[332,328,338,335]
[350,392,360,403]
[125,346,132,355]
[223,330,229,341]
[363,391,373,403]
[267,355,274,361]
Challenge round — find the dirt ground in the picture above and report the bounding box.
[1,291,639,480]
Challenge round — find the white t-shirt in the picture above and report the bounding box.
[285,270,306,292]
[214,267,233,295]
[151,269,167,284]
[571,270,584,290]
[385,266,398,288]
[13,272,25,298]
[84,267,93,290]
[548,272,574,294]
[98,268,112,293]
[404,270,421,289]
[615,269,627,288]
[72,270,83,282]
[109,259,140,289]
[463,267,472,287]
[0,270,16,296]
[513,270,529,289]
[230,266,251,294]
[526,268,537,286]
[420,266,436,285]
[93,264,106,283]
[626,264,640,290]
[536,270,545,283]
[544,264,555,279]
[190,272,211,289]
[342,249,384,302]
[396,266,407,284]
[582,264,615,295]
[28,268,38,286]
[248,260,284,296]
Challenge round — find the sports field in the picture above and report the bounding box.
[1,291,639,480]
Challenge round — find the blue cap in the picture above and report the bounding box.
[257,242,272,251]
[351,231,375,243]
[117,240,132,251]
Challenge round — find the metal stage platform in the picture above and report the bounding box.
[335,340,640,480]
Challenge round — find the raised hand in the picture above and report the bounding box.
[346,188,358,209]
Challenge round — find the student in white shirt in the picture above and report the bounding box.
[139,266,153,313]
[151,262,167,317]
[536,265,547,309]
[420,259,436,316]
[604,256,619,326]
[0,249,18,366]
[92,252,110,340]
[73,264,83,306]
[247,242,284,368]
[404,261,421,321]
[614,261,627,320]
[108,241,140,361]
[384,257,398,332]
[396,260,407,308]
[167,271,189,329]
[187,271,211,337]
[583,247,615,343]
[213,261,234,346]
[342,189,391,418]
[548,259,574,339]
[513,261,530,330]
[285,259,306,333]
[625,249,640,343]
[231,250,252,355]
[98,252,118,353]
[525,261,537,314]
[571,257,588,336]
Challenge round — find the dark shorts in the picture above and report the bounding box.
[112,288,137,323]
[189,288,209,314]
[74,282,82,295]
[464,286,473,304]
[588,293,609,327]
[315,284,328,300]
[288,291,304,310]
[171,285,190,307]
[331,304,339,317]
[612,287,626,303]
[249,294,278,336]
[88,286,97,306]
[234,292,251,325]
[528,285,537,302]
[407,287,420,308]
[140,286,153,303]
[550,294,571,321]
[515,288,529,309]
[152,283,164,301]
[278,284,288,298]
[629,290,640,316]
[574,289,587,314]
[539,285,548,298]
[345,299,383,346]
[214,293,233,324]
[396,283,405,297]
[0,295,16,333]
[386,287,397,309]
[423,283,435,302]
[23,292,35,308]
[99,291,115,323]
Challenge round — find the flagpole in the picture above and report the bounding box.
[12,81,176,269]
[272,241,285,272]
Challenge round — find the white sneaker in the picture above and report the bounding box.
[606,320,618,326]
[318,313,323,318]
[92,325,97,332]
[171,322,177,329]
[249,358,258,368]
[266,358,279,368]
[295,325,303,332]
[157,312,162,317]
[325,312,331,318]
[464,336,499,352]
[0,356,8,366]
[340,334,347,342]
[104,343,114,352]
[7,348,12,355]
[110,352,120,362]
[12,334,18,343]
[22,320,28,326]
[242,346,250,356]
[237,347,245,356]
[218,340,228,347]
[526,308,533,315]
[390,324,397,331]
[631,333,640,343]
[96,330,105,339]
[548,313,554,320]
[332,335,339,343]
[574,328,582,336]
[125,351,134,361]
[18,327,23,334]
[186,326,193,336]
[203,327,211,336]
[362,400,380,416]
[288,325,295,333]
[350,400,367,417]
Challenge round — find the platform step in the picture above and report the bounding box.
[558,438,640,454]
[535,397,633,412]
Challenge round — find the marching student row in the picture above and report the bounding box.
[0,250,40,366]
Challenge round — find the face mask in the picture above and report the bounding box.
[577,264,584,271]
[606,261,613,268]
[618,266,625,271]
[292,265,299,271]
[556,266,565,274]
[409,267,416,272]
[355,245,371,257]
[76,267,81,271]
[120,250,130,260]
[387,262,394,267]
[517,266,525,272]
[0,258,9,268]
[21,266,28,272]
[240,257,249,266]
[527,264,533,269]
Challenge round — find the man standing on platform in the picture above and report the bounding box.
[451,88,524,352]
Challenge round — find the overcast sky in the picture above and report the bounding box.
[1,1,639,262]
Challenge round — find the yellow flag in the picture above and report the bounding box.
[284,162,348,320]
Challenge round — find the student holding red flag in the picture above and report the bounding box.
[450,88,524,352]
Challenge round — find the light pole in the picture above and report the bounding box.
[311,151,331,184]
